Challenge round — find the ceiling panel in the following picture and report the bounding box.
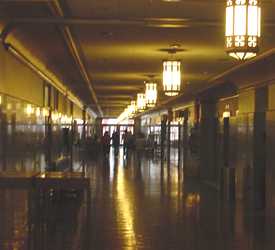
[1,0,275,116]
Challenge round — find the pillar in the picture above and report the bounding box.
[134,117,141,135]
[236,86,267,208]
[167,110,172,164]
[95,117,103,138]
[45,110,52,166]
[82,107,87,140]
[160,115,167,161]
[200,99,219,186]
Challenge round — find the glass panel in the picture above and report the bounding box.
[248,5,258,36]
[226,6,234,36]
[258,7,261,37]
[234,5,247,36]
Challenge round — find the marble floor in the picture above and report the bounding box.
[0,148,274,250]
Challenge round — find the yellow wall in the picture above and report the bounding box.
[268,84,275,110]
[0,45,43,106]
[238,88,255,114]
[73,104,82,119]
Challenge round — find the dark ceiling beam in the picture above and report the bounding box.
[99,100,129,103]
[89,105,124,110]
[97,95,131,99]
[0,17,213,27]
[94,86,141,90]
[100,104,128,107]
[47,0,103,116]
[2,16,275,27]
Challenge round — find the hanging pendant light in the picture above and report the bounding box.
[136,93,146,111]
[130,100,137,113]
[145,82,157,107]
[225,0,261,60]
[163,60,181,96]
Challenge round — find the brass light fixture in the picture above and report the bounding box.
[163,60,181,96]
[25,104,34,116]
[145,82,158,107]
[136,93,146,111]
[225,0,261,60]
[223,104,231,118]
[130,100,137,114]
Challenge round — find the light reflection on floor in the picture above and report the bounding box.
[0,148,275,250]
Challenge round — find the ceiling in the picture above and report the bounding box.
[1,0,275,117]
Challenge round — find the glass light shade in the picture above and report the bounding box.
[163,60,181,96]
[35,107,41,117]
[136,93,146,111]
[223,111,231,118]
[225,0,261,60]
[130,101,137,113]
[7,103,12,111]
[145,82,157,107]
[25,104,34,115]
[51,111,59,122]
[42,107,49,117]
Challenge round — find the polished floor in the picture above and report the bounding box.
[0,149,275,250]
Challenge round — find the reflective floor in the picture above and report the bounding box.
[1,148,275,250]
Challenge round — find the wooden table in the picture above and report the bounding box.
[34,171,91,250]
[0,170,91,250]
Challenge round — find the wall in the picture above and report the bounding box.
[266,83,275,215]
[0,45,44,106]
[0,44,89,171]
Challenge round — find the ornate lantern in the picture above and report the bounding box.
[145,82,157,107]
[163,60,181,96]
[130,101,137,113]
[136,93,146,111]
[225,0,261,60]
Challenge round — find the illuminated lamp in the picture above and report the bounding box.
[163,60,181,96]
[42,107,49,117]
[51,110,59,122]
[7,103,12,111]
[136,93,146,111]
[36,107,41,117]
[25,104,33,116]
[145,82,157,107]
[223,104,231,118]
[131,101,137,113]
[225,0,261,60]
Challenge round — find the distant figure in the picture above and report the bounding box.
[102,131,111,156]
[112,130,120,157]
[122,129,129,155]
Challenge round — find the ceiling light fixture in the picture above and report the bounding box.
[136,93,146,112]
[225,0,261,60]
[130,101,137,114]
[145,82,157,108]
[163,60,181,96]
